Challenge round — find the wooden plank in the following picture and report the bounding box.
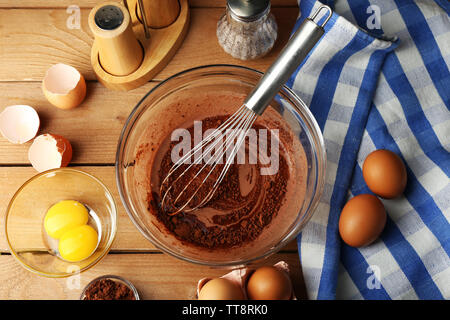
[0,81,154,164]
[0,0,299,9]
[0,166,155,252]
[0,252,306,299]
[0,7,299,82]
[0,166,299,252]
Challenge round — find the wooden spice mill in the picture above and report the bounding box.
[89,0,190,91]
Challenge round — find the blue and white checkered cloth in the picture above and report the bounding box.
[288,0,450,299]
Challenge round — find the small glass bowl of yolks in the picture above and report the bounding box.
[5,168,117,277]
[43,200,100,263]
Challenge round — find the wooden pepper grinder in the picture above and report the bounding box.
[89,0,190,91]
[88,2,144,76]
[138,0,181,28]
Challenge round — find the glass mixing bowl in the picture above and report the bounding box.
[5,168,117,277]
[116,65,326,266]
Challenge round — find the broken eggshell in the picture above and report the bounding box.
[196,261,296,300]
[42,63,86,110]
[0,105,40,144]
[28,134,73,172]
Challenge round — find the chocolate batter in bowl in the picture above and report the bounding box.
[116,65,326,266]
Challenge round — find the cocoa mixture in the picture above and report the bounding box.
[148,115,290,249]
[83,279,136,300]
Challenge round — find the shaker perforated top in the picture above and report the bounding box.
[227,0,270,21]
[94,4,124,30]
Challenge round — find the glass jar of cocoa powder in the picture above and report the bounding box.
[80,275,140,300]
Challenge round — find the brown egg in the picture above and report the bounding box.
[339,194,387,247]
[246,266,292,300]
[198,278,244,300]
[363,149,407,198]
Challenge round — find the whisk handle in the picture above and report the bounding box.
[244,5,332,115]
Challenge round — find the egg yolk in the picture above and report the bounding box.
[58,225,98,262]
[44,200,89,239]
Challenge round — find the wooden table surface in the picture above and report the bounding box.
[0,0,307,300]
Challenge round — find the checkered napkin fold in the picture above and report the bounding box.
[286,0,450,299]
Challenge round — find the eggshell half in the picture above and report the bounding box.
[0,105,40,144]
[42,63,86,109]
[28,134,73,172]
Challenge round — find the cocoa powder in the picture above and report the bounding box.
[148,115,290,249]
[83,279,136,300]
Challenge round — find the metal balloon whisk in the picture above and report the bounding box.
[160,5,332,215]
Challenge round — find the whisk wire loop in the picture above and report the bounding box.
[160,105,257,214]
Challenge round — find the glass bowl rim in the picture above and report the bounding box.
[115,64,326,267]
[4,167,118,278]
